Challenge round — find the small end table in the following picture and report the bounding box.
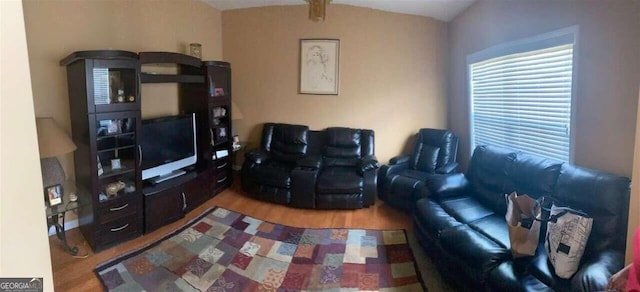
[232,141,249,171]
[46,181,84,255]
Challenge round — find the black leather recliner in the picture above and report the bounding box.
[377,128,459,212]
[241,123,309,205]
[414,145,630,291]
[315,127,378,209]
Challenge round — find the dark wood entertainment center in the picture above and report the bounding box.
[61,50,233,251]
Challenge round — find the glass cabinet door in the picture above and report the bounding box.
[210,105,230,147]
[95,112,140,202]
[93,67,138,105]
[91,59,140,113]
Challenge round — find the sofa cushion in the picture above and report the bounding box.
[554,164,631,253]
[487,261,553,292]
[317,166,363,194]
[250,160,295,188]
[468,214,512,250]
[439,224,511,284]
[528,243,564,289]
[266,123,309,163]
[504,152,563,201]
[414,198,463,238]
[412,145,440,173]
[440,196,494,224]
[324,128,362,167]
[467,145,516,212]
[397,169,431,181]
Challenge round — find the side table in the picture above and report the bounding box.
[46,181,84,255]
[232,141,249,171]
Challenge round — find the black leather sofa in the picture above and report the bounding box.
[241,123,378,209]
[414,145,630,291]
[378,128,459,212]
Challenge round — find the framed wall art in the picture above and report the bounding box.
[299,39,340,95]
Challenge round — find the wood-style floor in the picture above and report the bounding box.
[48,181,416,291]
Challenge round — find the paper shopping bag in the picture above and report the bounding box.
[505,192,541,258]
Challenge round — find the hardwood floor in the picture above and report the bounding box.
[48,182,416,291]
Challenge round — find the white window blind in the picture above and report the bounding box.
[470,44,573,161]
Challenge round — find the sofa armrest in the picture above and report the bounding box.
[389,155,411,165]
[358,155,379,175]
[297,155,322,170]
[245,149,270,164]
[435,162,459,174]
[570,250,624,292]
[424,173,470,198]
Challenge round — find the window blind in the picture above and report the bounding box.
[470,44,573,161]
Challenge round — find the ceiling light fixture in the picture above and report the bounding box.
[305,0,332,22]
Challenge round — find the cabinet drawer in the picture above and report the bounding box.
[212,170,231,195]
[96,215,140,247]
[99,196,139,224]
[213,158,230,170]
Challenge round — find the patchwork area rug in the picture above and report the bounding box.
[96,207,425,291]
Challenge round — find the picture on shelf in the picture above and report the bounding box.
[101,119,121,134]
[97,155,104,176]
[212,107,226,118]
[45,184,63,207]
[111,158,122,170]
[214,87,225,96]
[217,127,227,141]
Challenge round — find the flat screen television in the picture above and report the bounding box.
[141,113,197,184]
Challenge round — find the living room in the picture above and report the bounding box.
[1,0,639,291]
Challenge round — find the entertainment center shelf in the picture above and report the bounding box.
[139,51,204,84]
[61,50,233,251]
[139,73,204,84]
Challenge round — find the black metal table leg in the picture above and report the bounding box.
[50,213,79,256]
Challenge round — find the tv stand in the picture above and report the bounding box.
[150,169,187,184]
[142,168,214,233]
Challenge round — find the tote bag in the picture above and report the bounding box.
[545,203,593,279]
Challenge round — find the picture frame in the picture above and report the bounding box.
[217,127,227,141]
[45,184,63,207]
[111,158,122,170]
[299,39,340,95]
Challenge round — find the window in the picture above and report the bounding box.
[468,27,577,162]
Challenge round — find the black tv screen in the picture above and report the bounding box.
[141,114,197,180]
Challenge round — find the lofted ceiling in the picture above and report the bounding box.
[202,0,475,22]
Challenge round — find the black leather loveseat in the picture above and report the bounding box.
[414,145,630,291]
[241,123,378,209]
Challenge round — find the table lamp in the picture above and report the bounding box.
[36,117,77,188]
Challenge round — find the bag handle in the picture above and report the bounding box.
[532,196,591,223]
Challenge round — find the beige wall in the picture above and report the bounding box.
[223,4,448,163]
[628,90,640,263]
[1,1,54,289]
[448,0,640,177]
[23,0,223,181]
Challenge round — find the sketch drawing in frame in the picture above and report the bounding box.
[299,39,340,95]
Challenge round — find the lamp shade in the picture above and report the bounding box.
[36,117,77,158]
[231,100,244,120]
